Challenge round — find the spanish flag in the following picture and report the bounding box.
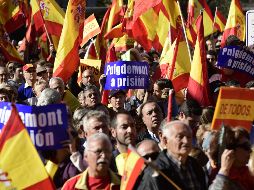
[0,0,27,33]
[0,105,55,189]
[214,8,226,32]
[120,149,145,190]
[0,40,24,64]
[187,13,211,107]
[53,0,86,83]
[221,0,245,47]
[30,0,64,37]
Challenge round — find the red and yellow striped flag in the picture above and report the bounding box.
[187,13,211,107]
[221,0,245,47]
[120,149,145,190]
[214,8,226,32]
[0,40,24,64]
[0,0,27,33]
[30,0,64,37]
[53,0,86,83]
[80,14,100,47]
[0,105,55,189]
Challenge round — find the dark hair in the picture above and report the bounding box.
[207,50,217,57]
[13,62,23,71]
[44,62,54,68]
[225,80,240,87]
[111,110,132,129]
[200,107,215,124]
[155,78,174,90]
[225,127,250,149]
[139,100,162,118]
[179,99,202,117]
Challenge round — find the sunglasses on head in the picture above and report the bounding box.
[143,152,159,161]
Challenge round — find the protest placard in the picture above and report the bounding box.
[211,87,254,132]
[0,102,69,150]
[78,59,102,83]
[104,61,150,90]
[217,46,254,78]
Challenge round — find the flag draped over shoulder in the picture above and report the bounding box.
[0,0,27,33]
[120,149,145,190]
[30,0,64,37]
[187,13,211,107]
[53,0,86,83]
[0,105,55,190]
[221,0,245,47]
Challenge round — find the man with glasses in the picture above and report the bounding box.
[62,133,120,190]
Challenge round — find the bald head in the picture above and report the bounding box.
[137,139,160,158]
[161,120,192,163]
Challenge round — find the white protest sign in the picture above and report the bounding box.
[246,10,254,47]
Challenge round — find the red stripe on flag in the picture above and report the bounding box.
[0,106,24,152]
[53,38,80,83]
[217,11,226,25]
[235,0,243,12]
[25,177,55,190]
[219,88,254,101]
[172,73,189,92]
[187,77,211,106]
[212,119,252,132]
[221,27,238,47]
[4,11,26,33]
[125,158,145,190]
[152,34,163,52]
[45,20,63,37]
[33,11,45,35]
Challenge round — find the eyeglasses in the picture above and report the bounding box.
[143,152,159,161]
[235,142,252,151]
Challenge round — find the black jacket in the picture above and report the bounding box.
[136,150,207,190]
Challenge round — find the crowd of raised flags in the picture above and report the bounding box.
[0,0,254,189]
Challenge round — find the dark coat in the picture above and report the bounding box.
[136,150,207,190]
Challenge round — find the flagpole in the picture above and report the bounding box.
[176,0,192,63]
[210,7,218,50]
[35,0,53,47]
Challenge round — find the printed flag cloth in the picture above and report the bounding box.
[214,8,226,32]
[221,0,245,47]
[53,0,86,83]
[120,149,145,190]
[80,14,101,47]
[30,0,64,37]
[187,13,211,107]
[0,0,27,33]
[0,105,55,190]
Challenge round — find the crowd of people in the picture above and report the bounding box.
[0,30,254,190]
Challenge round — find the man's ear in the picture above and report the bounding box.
[162,136,168,147]
[111,128,116,138]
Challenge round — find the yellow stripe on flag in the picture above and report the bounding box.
[0,130,50,189]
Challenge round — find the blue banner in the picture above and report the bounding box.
[217,46,254,78]
[0,102,69,150]
[104,61,150,90]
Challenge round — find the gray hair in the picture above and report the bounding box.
[37,88,62,106]
[83,110,109,132]
[83,85,100,95]
[73,108,88,131]
[160,120,191,139]
[85,133,112,152]
[49,77,64,87]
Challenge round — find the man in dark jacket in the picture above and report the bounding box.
[137,121,207,190]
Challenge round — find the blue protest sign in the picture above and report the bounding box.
[104,61,150,90]
[217,46,254,78]
[0,102,69,150]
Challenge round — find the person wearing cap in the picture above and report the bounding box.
[108,89,127,119]
[36,65,48,82]
[18,64,36,102]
